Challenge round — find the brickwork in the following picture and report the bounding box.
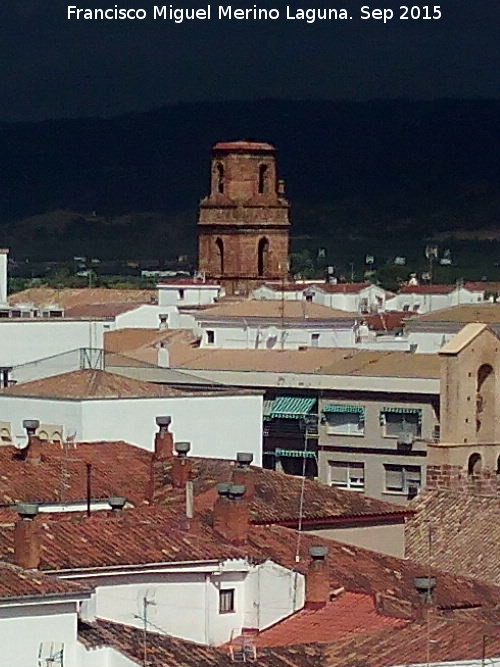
[198,140,290,294]
[426,463,500,497]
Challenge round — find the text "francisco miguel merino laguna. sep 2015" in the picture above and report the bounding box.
[67,5,443,23]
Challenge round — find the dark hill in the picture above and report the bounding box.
[0,99,499,260]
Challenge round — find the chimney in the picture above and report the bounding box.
[305,545,330,609]
[154,416,174,460]
[108,496,127,512]
[232,452,255,500]
[414,576,436,605]
[172,441,192,489]
[22,419,42,465]
[213,483,249,545]
[14,503,41,569]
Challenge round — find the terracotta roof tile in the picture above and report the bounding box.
[0,561,91,600]
[1,368,187,399]
[311,282,374,294]
[406,489,500,586]
[64,303,141,318]
[196,300,356,320]
[0,440,152,506]
[399,284,457,294]
[256,593,408,647]
[156,459,410,525]
[213,140,275,152]
[411,304,500,324]
[9,287,157,308]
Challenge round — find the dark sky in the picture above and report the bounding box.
[1,0,499,121]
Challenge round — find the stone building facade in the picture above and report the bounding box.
[426,323,500,494]
[198,140,290,294]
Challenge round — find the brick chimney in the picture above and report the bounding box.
[172,442,192,489]
[14,503,41,569]
[213,483,249,545]
[305,545,330,609]
[21,419,42,465]
[154,416,174,460]
[232,452,255,500]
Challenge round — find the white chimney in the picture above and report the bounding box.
[157,342,170,368]
[0,249,9,306]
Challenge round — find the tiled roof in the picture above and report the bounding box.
[411,304,500,323]
[79,618,319,667]
[248,525,500,611]
[0,440,152,506]
[311,282,374,294]
[64,303,141,318]
[9,287,157,308]
[399,284,457,294]
[255,592,408,647]
[170,346,440,378]
[104,328,198,365]
[195,300,356,320]
[0,561,91,601]
[1,368,187,399]
[405,489,500,587]
[0,507,251,570]
[156,459,410,525]
[364,312,415,331]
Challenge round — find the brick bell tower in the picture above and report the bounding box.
[198,140,290,294]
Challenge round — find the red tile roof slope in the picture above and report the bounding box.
[256,593,408,647]
[399,284,456,294]
[364,311,415,331]
[79,618,320,667]
[0,440,152,506]
[9,287,157,308]
[156,459,410,524]
[64,303,140,318]
[0,561,92,600]
[406,489,500,586]
[2,368,187,399]
[312,282,373,294]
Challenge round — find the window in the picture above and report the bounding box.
[384,464,421,494]
[402,304,410,312]
[330,461,365,490]
[206,330,215,345]
[381,409,422,438]
[258,164,268,194]
[257,237,269,277]
[323,406,365,436]
[219,589,235,613]
[412,304,420,312]
[178,289,185,301]
[311,333,320,348]
[216,162,224,194]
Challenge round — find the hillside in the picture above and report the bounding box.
[0,98,499,262]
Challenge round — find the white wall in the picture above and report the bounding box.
[114,305,164,330]
[0,250,8,305]
[406,331,455,353]
[252,286,306,301]
[75,559,303,647]
[0,600,79,667]
[158,285,221,307]
[0,393,263,463]
[79,395,263,464]
[386,287,484,315]
[200,323,356,350]
[0,320,105,367]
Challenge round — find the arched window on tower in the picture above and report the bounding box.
[215,238,224,275]
[476,363,495,436]
[258,164,268,194]
[257,237,269,277]
[467,452,482,476]
[216,163,224,194]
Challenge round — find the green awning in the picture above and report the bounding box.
[263,399,275,419]
[322,404,365,415]
[275,448,316,458]
[271,396,317,420]
[382,407,422,415]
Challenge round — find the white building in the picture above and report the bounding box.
[158,280,223,307]
[253,282,391,313]
[386,283,485,314]
[0,368,263,463]
[194,300,360,350]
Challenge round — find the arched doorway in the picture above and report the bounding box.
[257,237,269,277]
[476,363,495,439]
[467,452,482,476]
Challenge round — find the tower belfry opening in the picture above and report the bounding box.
[198,140,291,295]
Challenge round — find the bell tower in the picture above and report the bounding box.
[198,140,290,294]
[426,323,500,496]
